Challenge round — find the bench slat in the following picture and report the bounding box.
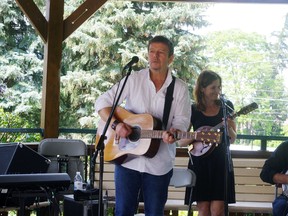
[228,202,272,213]
[236,185,275,194]
[235,176,269,185]
[234,167,261,176]
[236,193,274,202]
[233,158,265,168]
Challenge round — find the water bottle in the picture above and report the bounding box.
[74,171,83,191]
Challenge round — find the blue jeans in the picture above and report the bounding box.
[114,164,173,216]
[273,194,288,216]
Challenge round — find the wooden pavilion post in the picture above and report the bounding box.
[40,0,64,138]
[15,0,107,138]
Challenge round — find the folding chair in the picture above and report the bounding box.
[169,167,196,216]
[38,138,87,190]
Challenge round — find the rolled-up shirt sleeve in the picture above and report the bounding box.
[95,81,127,113]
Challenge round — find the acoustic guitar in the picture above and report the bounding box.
[188,102,258,157]
[96,106,222,164]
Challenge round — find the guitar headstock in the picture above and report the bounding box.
[196,131,222,144]
[237,102,258,116]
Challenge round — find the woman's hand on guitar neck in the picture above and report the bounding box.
[222,117,237,144]
[228,126,237,143]
[222,117,235,129]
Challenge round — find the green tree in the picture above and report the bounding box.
[204,29,288,147]
[2,0,287,147]
[60,1,209,128]
[0,0,43,119]
[0,0,209,141]
[0,0,43,141]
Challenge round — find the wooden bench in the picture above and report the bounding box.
[230,157,274,214]
[94,148,275,215]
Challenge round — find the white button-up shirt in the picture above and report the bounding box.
[95,68,191,175]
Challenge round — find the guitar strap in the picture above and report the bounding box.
[162,76,176,130]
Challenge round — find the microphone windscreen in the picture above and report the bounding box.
[132,56,139,64]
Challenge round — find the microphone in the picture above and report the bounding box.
[219,94,227,102]
[220,94,234,114]
[219,94,228,107]
[123,56,139,70]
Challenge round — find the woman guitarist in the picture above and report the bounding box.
[181,70,237,216]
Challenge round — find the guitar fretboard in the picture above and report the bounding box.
[140,130,221,143]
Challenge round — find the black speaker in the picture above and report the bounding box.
[0,143,50,174]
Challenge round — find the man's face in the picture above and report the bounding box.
[148,42,174,72]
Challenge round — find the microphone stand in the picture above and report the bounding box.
[220,94,233,216]
[90,65,133,216]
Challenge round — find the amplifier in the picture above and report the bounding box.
[0,143,50,174]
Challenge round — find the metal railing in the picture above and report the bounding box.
[1,127,288,151]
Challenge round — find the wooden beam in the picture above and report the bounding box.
[129,0,288,3]
[15,0,48,42]
[191,0,288,3]
[63,0,107,40]
[15,0,108,138]
[41,0,64,138]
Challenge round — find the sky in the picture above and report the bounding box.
[200,3,288,85]
[201,3,288,35]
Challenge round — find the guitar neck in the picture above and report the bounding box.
[141,130,198,139]
[210,111,238,131]
[140,130,220,142]
[210,122,223,131]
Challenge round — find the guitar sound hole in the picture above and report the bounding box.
[128,126,141,142]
